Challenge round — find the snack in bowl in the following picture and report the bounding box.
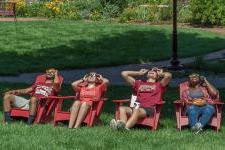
[192,98,206,106]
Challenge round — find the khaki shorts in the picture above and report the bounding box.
[13,96,30,110]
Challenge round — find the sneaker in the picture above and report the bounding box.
[195,122,203,134]
[110,119,118,131]
[116,120,126,131]
[125,127,130,131]
[195,127,203,134]
[191,122,203,132]
[191,125,198,132]
[195,122,203,129]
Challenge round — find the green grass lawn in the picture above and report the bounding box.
[0,21,225,75]
[1,83,225,149]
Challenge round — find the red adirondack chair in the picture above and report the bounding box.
[112,99,164,130]
[53,96,106,127]
[174,81,223,132]
[10,74,64,124]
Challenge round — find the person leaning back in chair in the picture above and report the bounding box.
[181,73,219,134]
[3,68,61,125]
[110,67,172,131]
[68,72,109,129]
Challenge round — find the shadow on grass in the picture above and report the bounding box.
[0,26,225,75]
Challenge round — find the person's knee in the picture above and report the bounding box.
[3,94,14,102]
[119,106,125,112]
[204,105,215,114]
[187,105,197,115]
[73,101,81,107]
[81,102,90,108]
[132,109,141,117]
[30,97,38,105]
[119,106,128,113]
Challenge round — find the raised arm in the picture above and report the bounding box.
[71,79,84,92]
[157,69,172,87]
[99,75,109,85]
[52,69,61,91]
[121,69,148,86]
[203,78,218,98]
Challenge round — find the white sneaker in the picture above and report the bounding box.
[116,120,126,131]
[195,128,203,134]
[195,122,203,134]
[110,119,118,130]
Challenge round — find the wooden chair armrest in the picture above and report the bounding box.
[40,96,77,100]
[102,98,108,101]
[174,99,185,104]
[112,99,130,103]
[208,100,224,105]
[155,101,165,105]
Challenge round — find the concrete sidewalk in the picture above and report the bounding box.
[0,49,225,87]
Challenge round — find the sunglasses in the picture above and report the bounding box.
[148,67,160,74]
[189,74,200,78]
[46,70,55,74]
[86,73,101,78]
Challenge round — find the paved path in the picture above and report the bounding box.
[0,49,225,87]
[0,17,48,22]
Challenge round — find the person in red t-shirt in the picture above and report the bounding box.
[110,68,172,130]
[69,72,109,129]
[3,68,61,125]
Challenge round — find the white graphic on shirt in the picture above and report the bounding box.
[138,85,156,92]
[34,85,53,97]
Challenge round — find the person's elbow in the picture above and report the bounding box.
[164,72,172,80]
[121,71,128,78]
[103,78,110,85]
[212,90,219,99]
[71,82,77,89]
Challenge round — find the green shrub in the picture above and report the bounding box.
[119,4,171,23]
[178,5,192,23]
[189,0,225,25]
[102,3,120,19]
[89,10,102,21]
[100,0,128,13]
[16,2,43,17]
[119,7,136,22]
[15,0,225,26]
[119,6,154,22]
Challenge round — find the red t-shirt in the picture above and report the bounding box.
[133,80,165,107]
[32,82,56,99]
[77,83,106,102]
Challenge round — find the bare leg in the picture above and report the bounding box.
[3,94,15,112]
[29,97,38,116]
[3,94,15,123]
[125,108,147,129]
[74,102,91,128]
[27,97,38,125]
[68,101,81,128]
[119,106,132,123]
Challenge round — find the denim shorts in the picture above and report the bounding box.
[141,107,155,117]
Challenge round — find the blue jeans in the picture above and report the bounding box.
[186,104,215,128]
